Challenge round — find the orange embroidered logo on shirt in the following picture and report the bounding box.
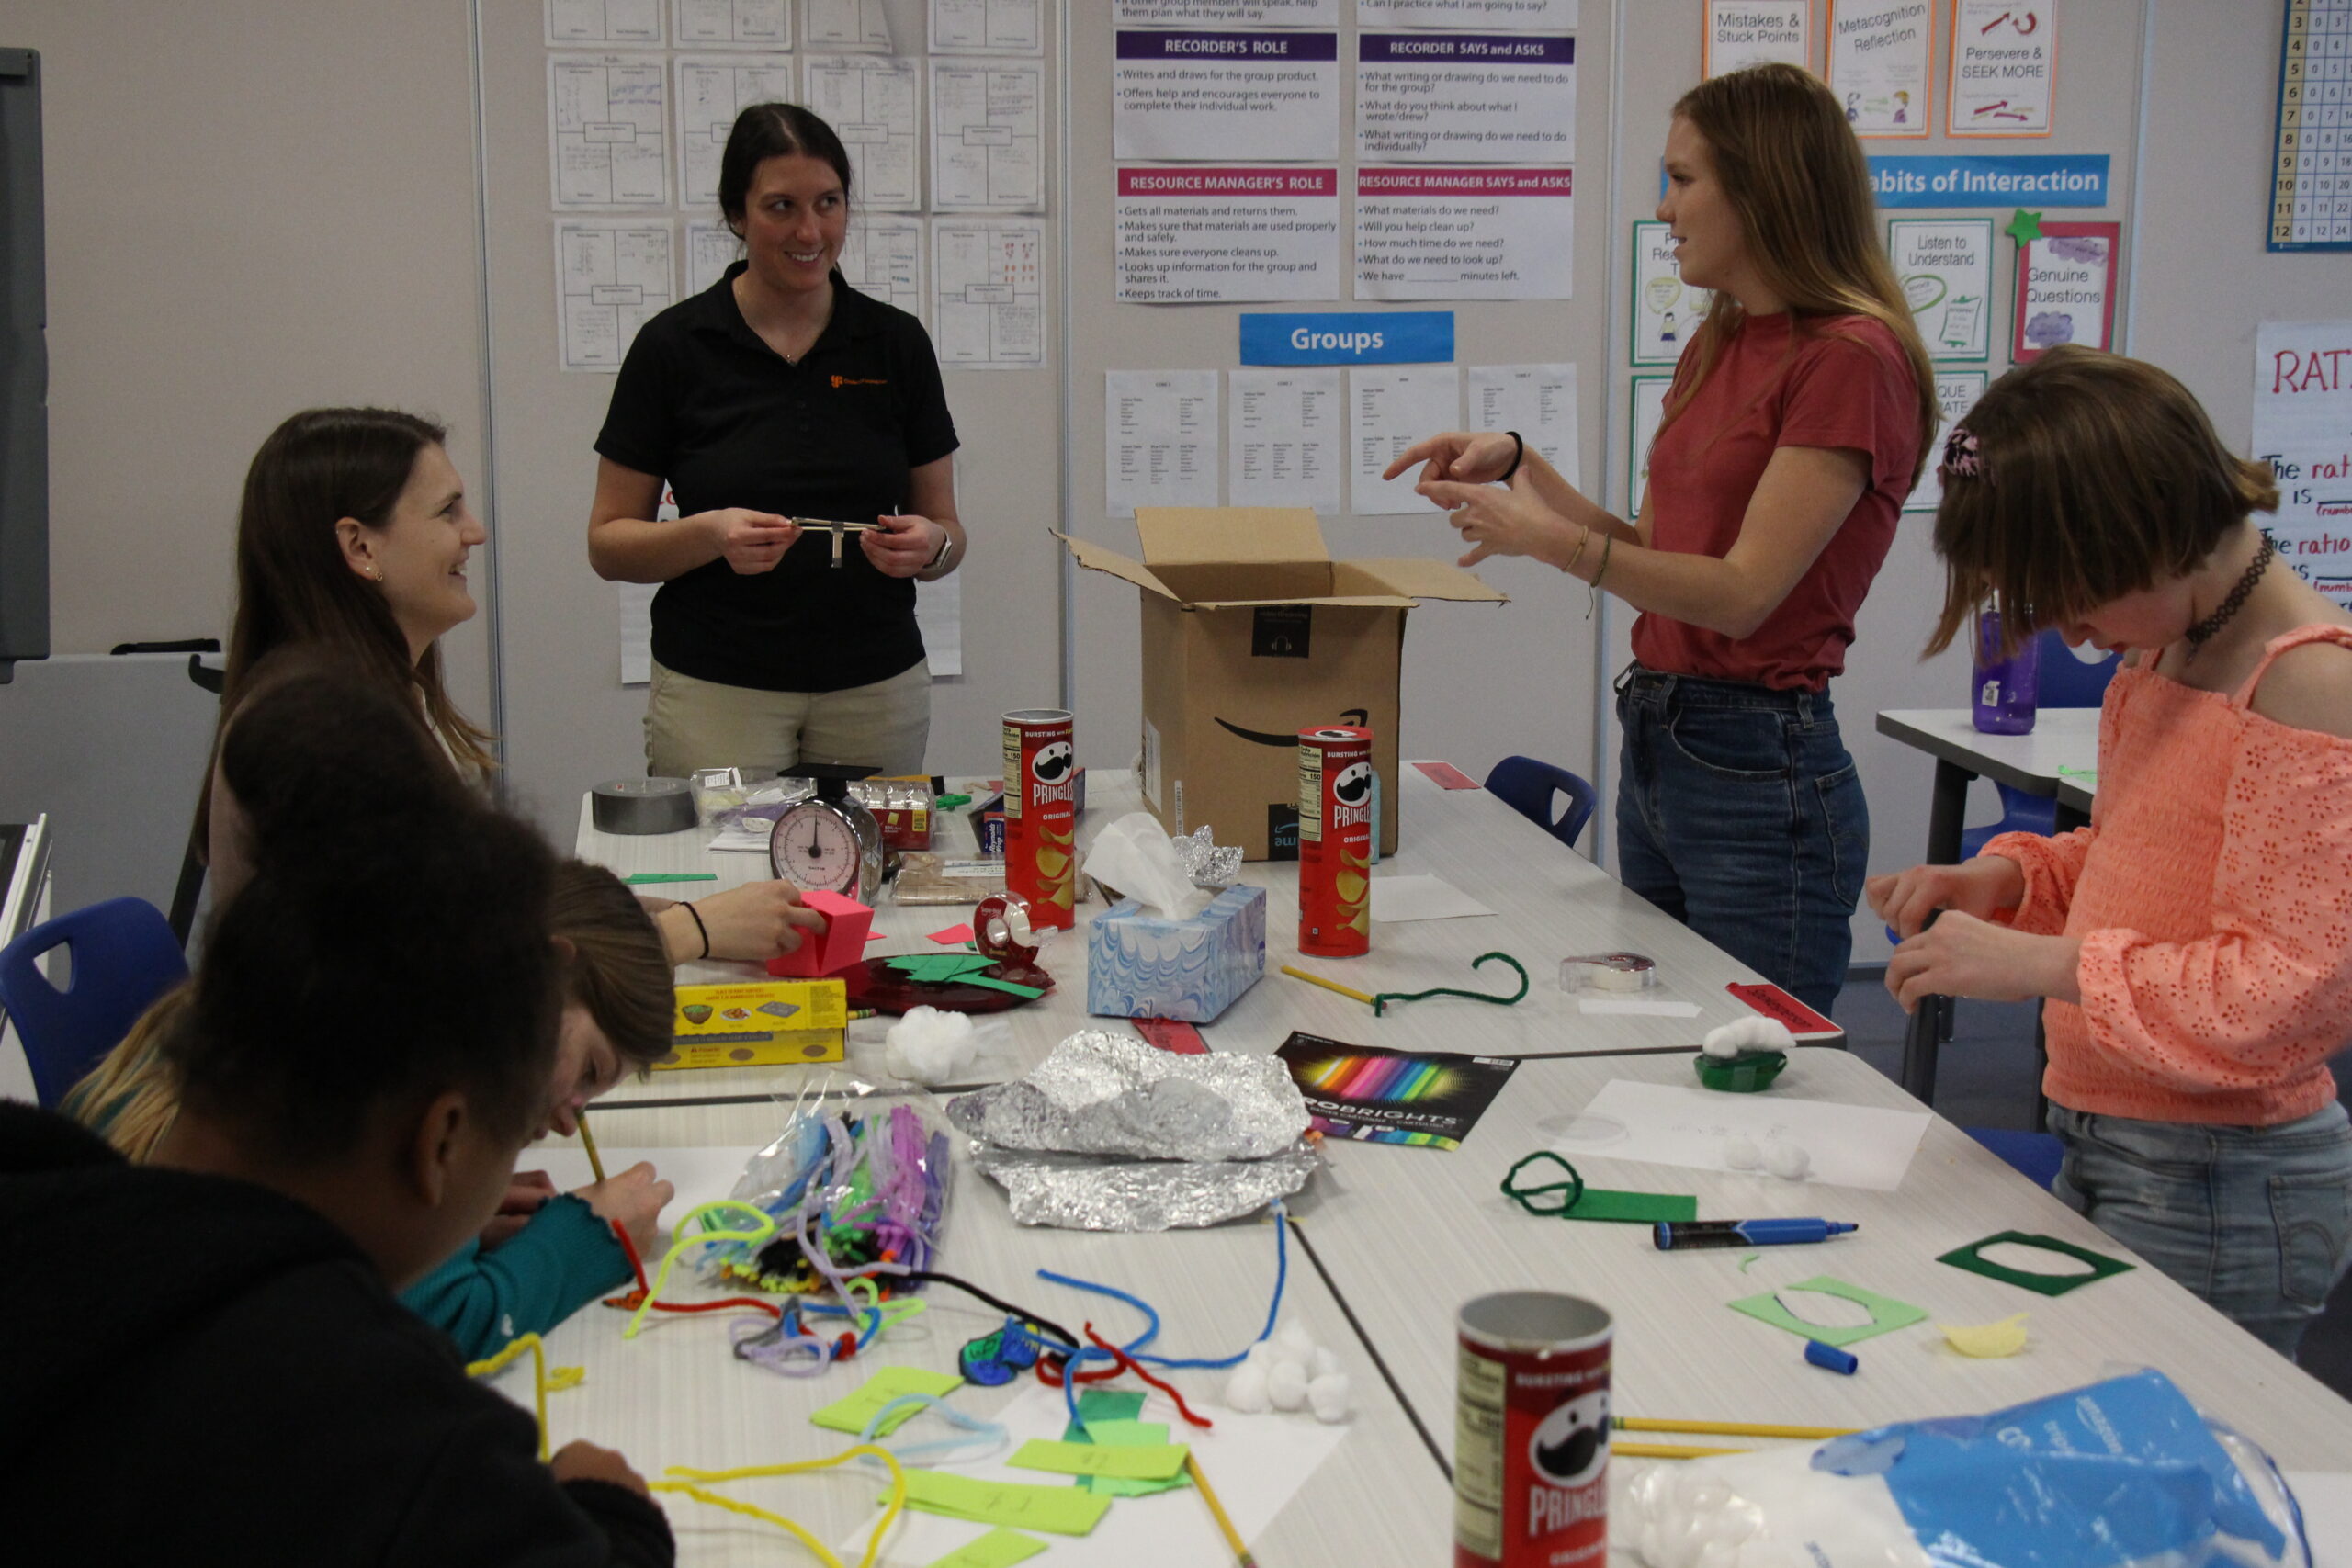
[831,375,888,388]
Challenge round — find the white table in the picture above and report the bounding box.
[579,767,1812,1106]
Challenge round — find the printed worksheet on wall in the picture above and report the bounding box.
[1355,168,1574,300]
[1358,0,1578,25]
[549,55,671,209]
[674,54,797,209]
[1467,364,1579,491]
[548,0,662,46]
[804,54,924,211]
[1355,33,1577,164]
[933,218,1046,369]
[673,0,790,48]
[1351,365,1462,514]
[1106,371,1222,514]
[1114,1,1340,20]
[1112,30,1342,162]
[931,0,1045,54]
[684,219,740,294]
[1228,368,1342,511]
[840,215,929,324]
[1827,0,1935,138]
[931,59,1045,211]
[807,0,893,49]
[555,220,676,372]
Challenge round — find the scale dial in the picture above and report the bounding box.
[771,798,886,900]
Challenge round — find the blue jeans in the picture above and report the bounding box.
[2050,1100,2352,1359]
[1613,665,1868,1018]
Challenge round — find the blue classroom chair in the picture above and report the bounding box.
[1485,756,1598,853]
[0,897,189,1109]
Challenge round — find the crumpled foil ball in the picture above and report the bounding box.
[1176,825,1243,890]
[970,1142,1318,1231]
[946,1031,1308,1162]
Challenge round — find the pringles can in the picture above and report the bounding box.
[1001,708,1077,930]
[1296,725,1373,957]
[1455,1292,1612,1568]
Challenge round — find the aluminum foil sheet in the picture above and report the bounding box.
[946,1031,1308,1161]
[971,1141,1318,1231]
[1177,826,1243,890]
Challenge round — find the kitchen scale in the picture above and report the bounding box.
[770,762,888,903]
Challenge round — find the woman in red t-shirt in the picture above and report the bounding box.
[1394,64,1937,1014]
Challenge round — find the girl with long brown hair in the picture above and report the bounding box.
[1391,63,1936,1013]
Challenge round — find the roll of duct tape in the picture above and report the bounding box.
[592,777,698,835]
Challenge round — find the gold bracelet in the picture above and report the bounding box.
[1584,530,1615,620]
[1562,527,1591,575]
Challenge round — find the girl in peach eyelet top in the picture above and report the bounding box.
[1869,346,2352,1359]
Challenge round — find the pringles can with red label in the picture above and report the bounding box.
[1454,1292,1612,1568]
[1296,725,1374,957]
[1001,708,1077,930]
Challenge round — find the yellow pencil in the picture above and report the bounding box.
[1613,1441,1750,1460]
[1614,1418,1858,1440]
[577,1110,609,1185]
[1279,964,1377,1007]
[1186,1451,1259,1568]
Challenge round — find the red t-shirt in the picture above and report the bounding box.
[1630,311,1921,692]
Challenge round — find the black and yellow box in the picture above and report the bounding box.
[660,979,847,1070]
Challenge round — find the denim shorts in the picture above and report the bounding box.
[2050,1100,2352,1359]
[1612,664,1869,1017]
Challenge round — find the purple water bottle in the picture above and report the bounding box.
[1972,610,2039,734]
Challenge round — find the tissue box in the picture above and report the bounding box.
[1087,885,1266,1023]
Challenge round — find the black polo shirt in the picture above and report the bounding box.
[595,265,960,693]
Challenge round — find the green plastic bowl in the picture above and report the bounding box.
[1694,1048,1787,1093]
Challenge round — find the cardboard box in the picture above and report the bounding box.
[1057,508,1505,860]
[661,978,846,1070]
[1087,885,1267,1023]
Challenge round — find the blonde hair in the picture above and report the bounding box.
[1660,64,1939,489]
[1925,346,2280,658]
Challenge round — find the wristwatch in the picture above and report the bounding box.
[922,525,957,574]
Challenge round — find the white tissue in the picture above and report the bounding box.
[1702,1017,1798,1059]
[1267,1360,1310,1412]
[1226,1362,1272,1414]
[1307,1372,1352,1424]
[1083,812,1214,920]
[1765,1142,1812,1181]
[883,1006,978,1086]
[1724,1136,1764,1171]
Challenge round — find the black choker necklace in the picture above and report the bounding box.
[2184,535,2276,651]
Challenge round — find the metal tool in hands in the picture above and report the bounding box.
[794,517,884,567]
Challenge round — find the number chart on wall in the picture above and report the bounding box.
[2270,0,2352,252]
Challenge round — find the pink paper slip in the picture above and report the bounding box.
[927,924,977,945]
[1413,761,1481,790]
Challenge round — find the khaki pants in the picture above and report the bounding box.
[644,659,931,778]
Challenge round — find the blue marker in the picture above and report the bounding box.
[1652,1219,1859,1251]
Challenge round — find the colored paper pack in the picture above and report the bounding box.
[899,1472,1114,1536]
[1729,1275,1928,1348]
[1009,1438,1190,1482]
[1277,1032,1520,1150]
[924,1529,1047,1568]
[811,1366,965,1437]
[1937,1231,2135,1296]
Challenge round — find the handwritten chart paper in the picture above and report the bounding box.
[1555,1079,1932,1190]
[2256,320,2352,613]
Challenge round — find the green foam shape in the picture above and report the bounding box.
[1728,1274,1928,1347]
[1936,1231,2134,1297]
[1560,1189,1699,1224]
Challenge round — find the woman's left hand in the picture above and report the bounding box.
[861,513,944,579]
[1884,911,2083,1013]
[1415,470,1579,569]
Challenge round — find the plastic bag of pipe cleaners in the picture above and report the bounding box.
[1614,1369,2315,1568]
[697,1074,952,1302]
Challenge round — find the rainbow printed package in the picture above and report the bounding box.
[1275,1031,1520,1150]
[661,979,846,1071]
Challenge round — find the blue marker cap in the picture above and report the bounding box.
[1804,1338,1859,1375]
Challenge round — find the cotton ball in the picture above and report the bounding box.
[1723,1136,1763,1171]
[1272,1319,1317,1362]
[883,1006,977,1086]
[1765,1141,1811,1180]
[1702,1017,1795,1059]
[1225,1362,1272,1414]
[1266,1359,1310,1412]
[1310,1346,1340,1379]
[1306,1371,1351,1424]
[1242,1339,1276,1370]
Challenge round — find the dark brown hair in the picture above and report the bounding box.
[718,102,854,238]
[1926,345,2281,656]
[1659,64,1939,490]
[551,860,673,1073]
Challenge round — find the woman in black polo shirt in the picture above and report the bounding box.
[589,104,963,777]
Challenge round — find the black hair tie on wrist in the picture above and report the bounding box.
[1498,430,1525,484]
[682,901,711,962]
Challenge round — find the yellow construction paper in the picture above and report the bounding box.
[924,1527,1048,1568]
[809,1366,965,1436]
[1939,1313,2031,1358]
[899,1472,1114,1536]
[1009,1437,1190,1481]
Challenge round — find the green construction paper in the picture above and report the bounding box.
[623,872,719,884]
[1937,1231,2134,1297]
[960,974,1048,999]
[809,1366,964,1436]
[1009,1438,1190,1481]
[899,1472,1114,1536]
[2005,208,2045,243]
[887,953,1001,982]
[1728,1275,1929,1347]
[924,1529,1047,1568]
[1559,1189,1699,1224]
[1070,1420,1192,1496]
[1072,1390,1147,1427]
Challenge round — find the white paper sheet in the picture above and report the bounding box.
[1888,218,1993,360]
[1631,220,1713,367]
[555,220,675,373]
[808,0,892,48]
[675,54,798,209]
[1113,30,1342,163]
[684,219,741,295]
[549,54,673,209]
[930,0,1044,54]
[2256,320,2352,615]
[1555,1079,1933,1191]
[673,0,790,48]
[1359,0,1578,24]
[1351,365,1461,515]
[1826,0,1933,138]
[1357,168,1574,301]
[805,53,924,211]
[1116,166,1342,304]
[841,215,929,323]
[2287,1473,2352,1568]
[1369,874,1494,922]
[1106,370,1222,514]
[1228,368,1342,511]
[1356,34,1576,164]
[917,572,964,677]
[1468,364,1579,491]
[1949,0,2054,136]
[1629,375,1671,513]
[1706,0,1808,75]
[1903,369,1988,514]
[932,219,1046,369]
[844,1384,1351,1567]
[930,59,1045,211]
[528,1143,763,1220]
[548,0,663,46]
[1115,0,1340,21]
[618,581,657,685]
